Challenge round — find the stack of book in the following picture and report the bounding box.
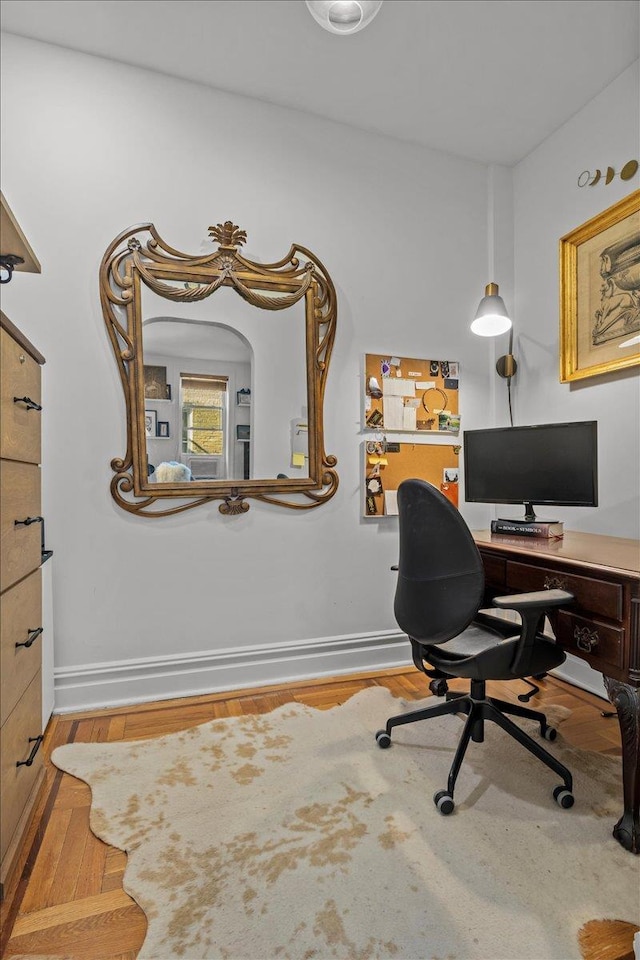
[490,519,564,539]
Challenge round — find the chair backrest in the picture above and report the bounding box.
[394,479,485,645]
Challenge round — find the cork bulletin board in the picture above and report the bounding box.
[363,353,460,435]
[363,441,460,518]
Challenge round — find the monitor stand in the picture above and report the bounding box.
[497,502,559,524]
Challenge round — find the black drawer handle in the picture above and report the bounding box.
[15,516,43,527]
[16,627,43,649]
[574,625,599,653]
[16,735,43,768]
[544,575,568,590]
[13,396,42,412]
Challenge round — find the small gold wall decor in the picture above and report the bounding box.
[560,190,640,382]
[577,160,638,188]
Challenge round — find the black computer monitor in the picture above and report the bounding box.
[463,421,598,522]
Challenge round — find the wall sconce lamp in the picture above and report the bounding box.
[471,281,517,423]
[471,282,517,378]
[305,0,383,35]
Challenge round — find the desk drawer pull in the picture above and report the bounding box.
[16,735,43,768]
[14,516,43,527]
[16,627,43,649]
[544,575,568,590]
[13,395,42,412]
[575,625,600,653]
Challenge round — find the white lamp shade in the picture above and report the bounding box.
[471,283,512,337]
[305,0,383,35]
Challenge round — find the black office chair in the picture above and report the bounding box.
[375,478,576,815]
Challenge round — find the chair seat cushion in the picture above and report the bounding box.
[420,620,566,681]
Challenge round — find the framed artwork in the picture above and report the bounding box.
[236,389,251,406]
[144,364,171,400]
[144,409,157,438]
[157,421,170,438]
[236,424,250,441]
[560,191,640,382]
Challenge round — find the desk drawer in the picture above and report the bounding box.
[482,554,506,589]
[554,609,624,671]
[0,460,42,592]
[506,561,622,621]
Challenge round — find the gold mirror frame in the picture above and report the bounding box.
[100,221,338,516]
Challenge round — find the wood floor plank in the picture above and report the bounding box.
[45,807,90,907]
[74,827,109,901]
[107,716,127,742]
[53,777,91,812]
[12,890,134,937]
[579,919,639,960]
[7,904,145,959]
[18,808,73,914]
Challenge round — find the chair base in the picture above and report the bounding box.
[376,679,574,814]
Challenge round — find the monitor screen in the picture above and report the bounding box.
[463,421,598,518]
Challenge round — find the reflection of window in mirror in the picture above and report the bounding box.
[181,374,227,480]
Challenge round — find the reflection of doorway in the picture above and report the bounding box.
[181,373,228,479]
[142,316,253,482]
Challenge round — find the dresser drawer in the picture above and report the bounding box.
[554,609,624,672]
[0,671,43,864]
[0,326,42,465]
[0,569,42,726]
[506,561,622,621]
[0,460,41,592]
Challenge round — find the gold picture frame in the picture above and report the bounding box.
[559,190,640,383]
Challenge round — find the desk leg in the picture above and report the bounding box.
[603,676,640,854]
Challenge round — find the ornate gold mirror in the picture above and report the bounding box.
[100,221,338,516]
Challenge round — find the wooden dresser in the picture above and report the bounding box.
[0,193,47,899]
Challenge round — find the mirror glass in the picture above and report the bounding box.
[141,286,309,484]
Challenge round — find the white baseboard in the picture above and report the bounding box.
[53,632,613,715]
[53,630,412,713]
[550,653,610,703]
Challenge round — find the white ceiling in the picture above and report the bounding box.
[1,0,638,165]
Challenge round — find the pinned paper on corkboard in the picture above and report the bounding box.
[362,441,460,518]
[364,354,459,434]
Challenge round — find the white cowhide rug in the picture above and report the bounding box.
[52,687,639,960]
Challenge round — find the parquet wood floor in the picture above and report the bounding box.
[0,669,629,959]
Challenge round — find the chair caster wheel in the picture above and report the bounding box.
[429,678,449,697]
[433,790,455,815]
[553,785,574,809]
[542,726,557,741]
[375,730,391,749]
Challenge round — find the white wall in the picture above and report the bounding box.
[512,60,640,538]
[1,35,497,709]
[512,60,640,697]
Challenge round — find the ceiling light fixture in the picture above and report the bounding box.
[305,0,383,35]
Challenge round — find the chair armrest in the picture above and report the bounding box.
[492,589,573,612]
[493,589,573,676]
